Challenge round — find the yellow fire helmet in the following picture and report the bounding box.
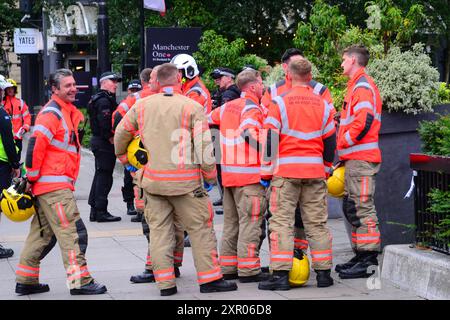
[1,180,36,222]
[289,249,310,287]
[7,78,17,88]
[127,136,148,169]
[327,166,345,198]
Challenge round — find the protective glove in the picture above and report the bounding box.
[203,181,213,192]
[125,164,138,172]
[15,127,26,139]
[260,179,271,188]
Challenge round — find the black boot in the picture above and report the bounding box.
[131,212,143,223]
[126,201,137,216]
[161,286,177,296]
[213,199,223,206]
[184,234,191,247]
[316,269,334,287]
[258,270,290,291]
[239,272,270,283]
[130,270,155,283]
[96,210,121,222]
[339,252,379,279]
[70,280,107,295]
[200,278,238,293]
[0,244,14,259]
[15,283,50,295]
[335,252,361,273]
[175,266,181,278]
[89,207,96,222]
[222,273,239,280]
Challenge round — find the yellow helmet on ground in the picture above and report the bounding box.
[327,166,345,198]
[289,249,310,287]
[127,136,148,169]
[1,180,36,222]
[7,78,17,88]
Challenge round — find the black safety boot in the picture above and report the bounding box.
[213,199,223,206]
[70,280,107,295]
[260,266,270,273]
[126,201,137,216]
[89,207,97,222]
[200,278,238,293]
[96,210,121,222]
[131,212,143,223]
[339,252,379,279]
[316,269,334,287]
[222,273,239,280]
[175,266,181,278]
[16,283,50,295]
[0,244,14,259]
[335,252,361,273]
[239,272,270,283]
[130,270,155,283]
[258,270,290,291]
[161,286,177,296]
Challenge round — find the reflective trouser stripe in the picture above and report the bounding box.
[197,266,222,284]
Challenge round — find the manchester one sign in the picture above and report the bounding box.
[146,28,202,67]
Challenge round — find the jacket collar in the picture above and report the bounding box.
[240,91,260,105]
[51,94,83,124]
[182,77,200,92]
[348,67,366,88]
[159,85,182,95]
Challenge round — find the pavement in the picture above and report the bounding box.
[0,138,423,300]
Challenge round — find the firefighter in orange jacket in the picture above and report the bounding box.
[208,69,268,283]
[335,45,382,279]
[17,69,106,296]
[3,78,31,154]
[114,63,237,296]
[261,48,334,256]
[171,54,212,114]
[112,68,155,222]
[258,58,336,291]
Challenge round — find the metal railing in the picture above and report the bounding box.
[410,154,450,254]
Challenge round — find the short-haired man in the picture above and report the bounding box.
[17,69,107,295]
[259,59,336,290]
[114,63,237,296]
[335,45,382,279]
[88,71,122,222]
[208,69,268,283]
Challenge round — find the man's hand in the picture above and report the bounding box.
[12,168,21,178]
[109,137,114,144]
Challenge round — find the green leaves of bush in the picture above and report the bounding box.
[418,114,450,156]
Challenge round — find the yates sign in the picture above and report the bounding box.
[146,28,202,67]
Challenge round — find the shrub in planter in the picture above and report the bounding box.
[367,43,440,114]
[418,114,450,157]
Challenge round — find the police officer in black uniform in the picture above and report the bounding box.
[88,72,122,222]
[0,78,20,258]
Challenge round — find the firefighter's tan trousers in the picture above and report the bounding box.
[16,189,93,289]
[343,160,381,252]
[145,188,222,290]
[220,184,267,277]
[268,177,333,271]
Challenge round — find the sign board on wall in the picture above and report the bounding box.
[14,28,44,54]
[146,28,202,68]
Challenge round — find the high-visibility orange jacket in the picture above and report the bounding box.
[337,68,382,163]
[261,85,336,180]
[261,77,333,111]
[208,92,264,187]
[3,95,31,139]
[112,87,156,132]
[114,86,217,196]
[182,77,212,115]
[26,95,84,196]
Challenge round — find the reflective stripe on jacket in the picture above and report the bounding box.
[26,95,83,196]
[262,85,336,179]
[208,92,264,187]
[182,78,212,115]
[337,68,382,163]
[3,96,31,137]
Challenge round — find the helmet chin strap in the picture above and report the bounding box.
[181,77,187,84]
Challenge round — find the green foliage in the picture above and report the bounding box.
[365,0,425,54]
[437,82,450,104]
[427,188,450,245]
[418,114,450,156]
[79,108,91,148]
[367,43,440,114]
[194,30,268,91]
[0,0,21,74]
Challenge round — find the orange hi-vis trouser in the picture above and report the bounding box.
[268,177,333,271]
[144,188,222,290]
[220,183,267,277]
[16,189,93,289]
[343,160,381,252]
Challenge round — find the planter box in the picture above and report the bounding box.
[375,104,450,248]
